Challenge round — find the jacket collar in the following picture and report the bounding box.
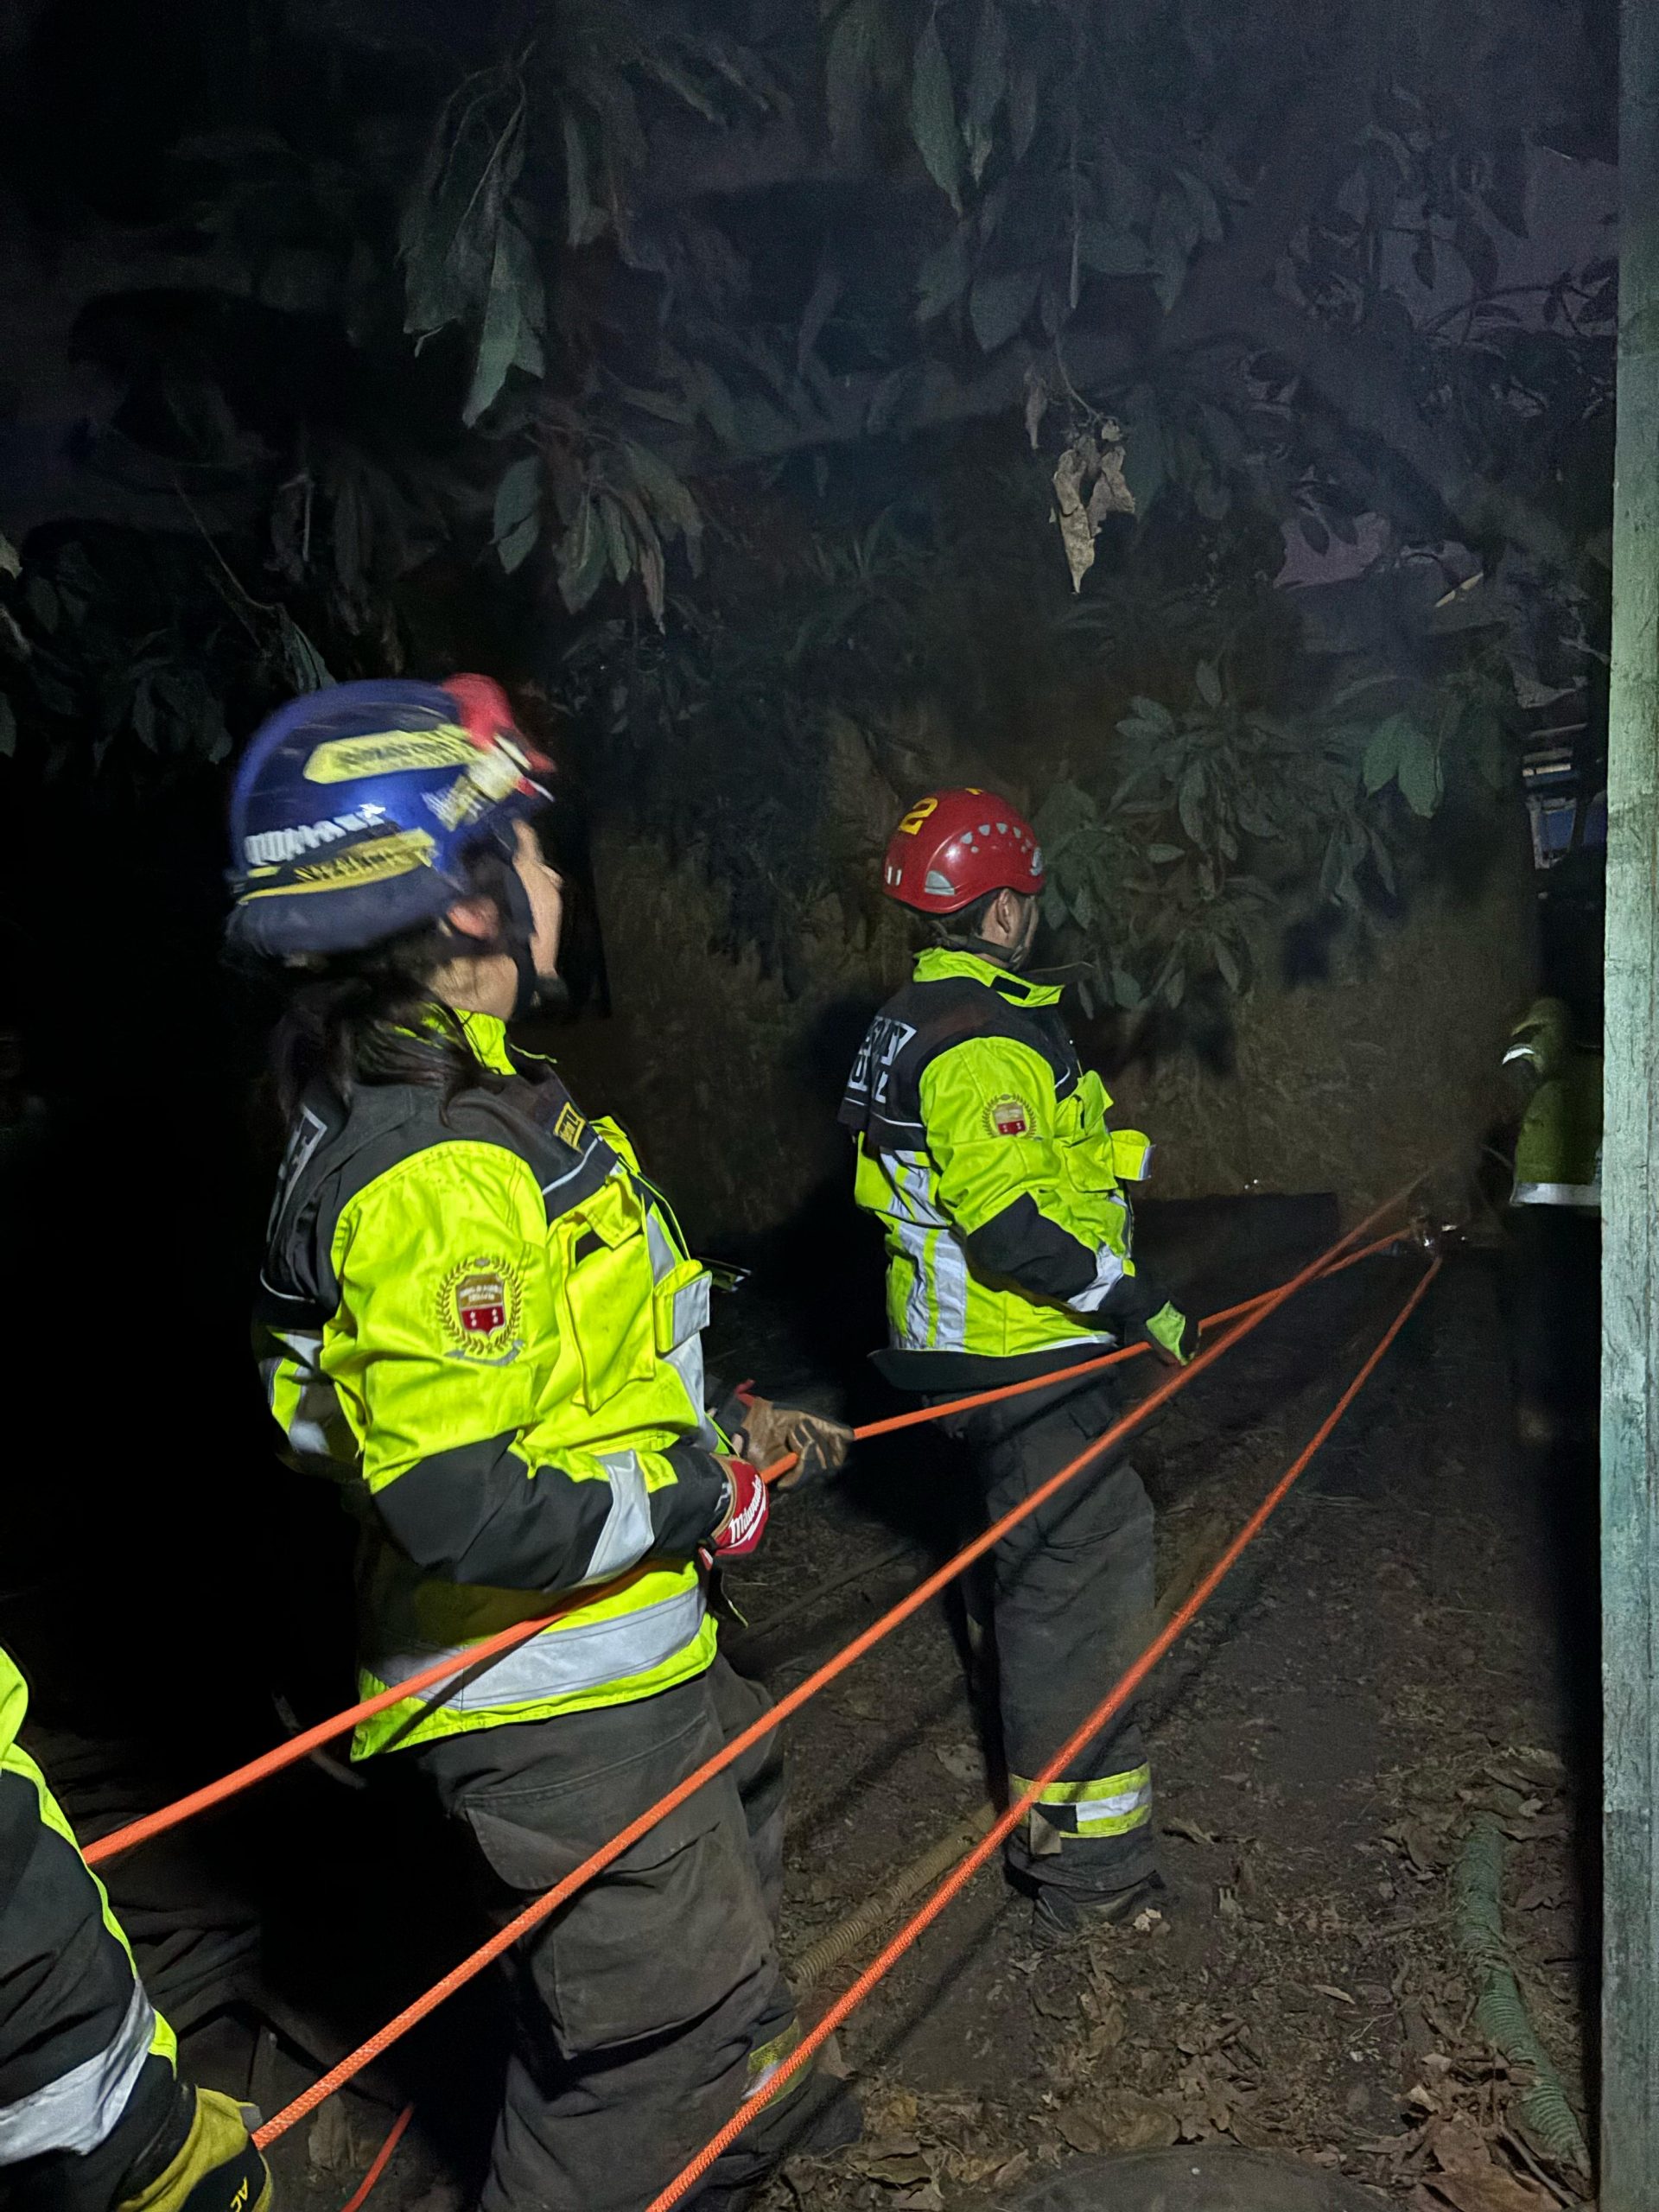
[912,947,1064,1008]
[454,1008,517,1074]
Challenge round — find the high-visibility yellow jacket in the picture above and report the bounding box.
[0,1648,178,2165]
[839,950,1154,1386]
[0,1653,271,2210]
[1503,996,1602,1208]
[257,1013,730,1758]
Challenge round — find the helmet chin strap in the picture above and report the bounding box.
[499,865,550,1020]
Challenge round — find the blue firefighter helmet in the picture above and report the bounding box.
[226,674,552,958]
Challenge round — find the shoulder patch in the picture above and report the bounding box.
[554,1101,588,1149]
[440,1255,524,1364]
[985,1094,1032,1138]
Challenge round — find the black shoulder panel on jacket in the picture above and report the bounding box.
[839,975,1078,1154]
[264,1064,616,1320]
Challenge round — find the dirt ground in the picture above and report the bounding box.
[714,1249,1595,2212]
[16,1235,1596,2212]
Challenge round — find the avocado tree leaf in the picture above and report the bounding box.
[1008,63,1039,162]
[969,265,1040,352]
[399,86,525,340]
[1077,220,1155,277]
[463,211,545,425]
[963,0,1007,181]
[493,454,542,573]
[910,19,963,213]
[1395,722,1444,817]
[1363,715,1403,795]
[826,0,878,145]
[620,439,702,542]
[916,224,973,320]
[561,107,607,247]
[556,496,608,613]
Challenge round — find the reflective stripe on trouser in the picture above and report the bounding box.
[931,1370,1157,1900]
[1010,1764,1154,1851]
[415,1658,808,2212]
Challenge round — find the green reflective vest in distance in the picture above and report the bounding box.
[839,950,1153,1384]
[257,1013,728,1758]
[1503,997,1602,1208]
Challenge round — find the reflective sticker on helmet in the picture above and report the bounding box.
[244,804,387,868]
[441,1255,524,1364]
[898,795,940,836]
[242,830,435,895]
[303,728,478,783]
[986,1095,1032,1137]
[924,868,957,896]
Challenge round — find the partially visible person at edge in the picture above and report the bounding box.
[839,788,1196,1948]
[1500,994,1602,1454]
[0,1646,271,2212]
[226,676,855,2212]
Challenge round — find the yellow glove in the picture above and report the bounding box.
[118,2088,271,2212]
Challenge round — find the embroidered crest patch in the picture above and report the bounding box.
[986,1095,1031,1138]
[440,1255,524,1363]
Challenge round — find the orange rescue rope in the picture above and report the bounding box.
[248,1185,1416,2149]
[84,1224,1408,1873]
[645,1256,1443,2211]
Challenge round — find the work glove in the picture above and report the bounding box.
[710,1457,770,1560]
[734,1391,855,1491]
[1094,1272,1198,1367]
[118,2088,271,2212]
[1144,1300,1199,1367]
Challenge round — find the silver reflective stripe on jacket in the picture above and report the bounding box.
[643,1211,718,1444]
[367,1586,706,1713]
[582,1451,655,1582]
[1068,1240,1129,1313]
[1512,1180,1601,1209]
[0,1982,156,2163]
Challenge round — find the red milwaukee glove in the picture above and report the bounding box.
[710,1456,769,1560]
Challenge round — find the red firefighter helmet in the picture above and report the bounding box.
[880,787,1046,914]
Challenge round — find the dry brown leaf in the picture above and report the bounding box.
[1051,444,1096,592]
[1094,2088,1179,2151]
[1420,2116,1553,2212]
[846,2136,933,2187]
[1423,2171,1552,2212]
[893,2185,944,2211]
[1165,1816,1220,1846]
[1514,1878,1567,1913]
[1428,2117,1499,2177]
[1086,442,1135,524]
[1313,1983,1357,2005]
[1056,2105,1103,2153]
[306,2101,358,2179]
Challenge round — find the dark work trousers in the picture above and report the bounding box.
[415,1656,805,2212]
[931,1370,1158,1901]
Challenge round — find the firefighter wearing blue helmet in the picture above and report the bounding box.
[229,676,854,2211]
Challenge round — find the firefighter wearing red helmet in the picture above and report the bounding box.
[841,787,1195,1943]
